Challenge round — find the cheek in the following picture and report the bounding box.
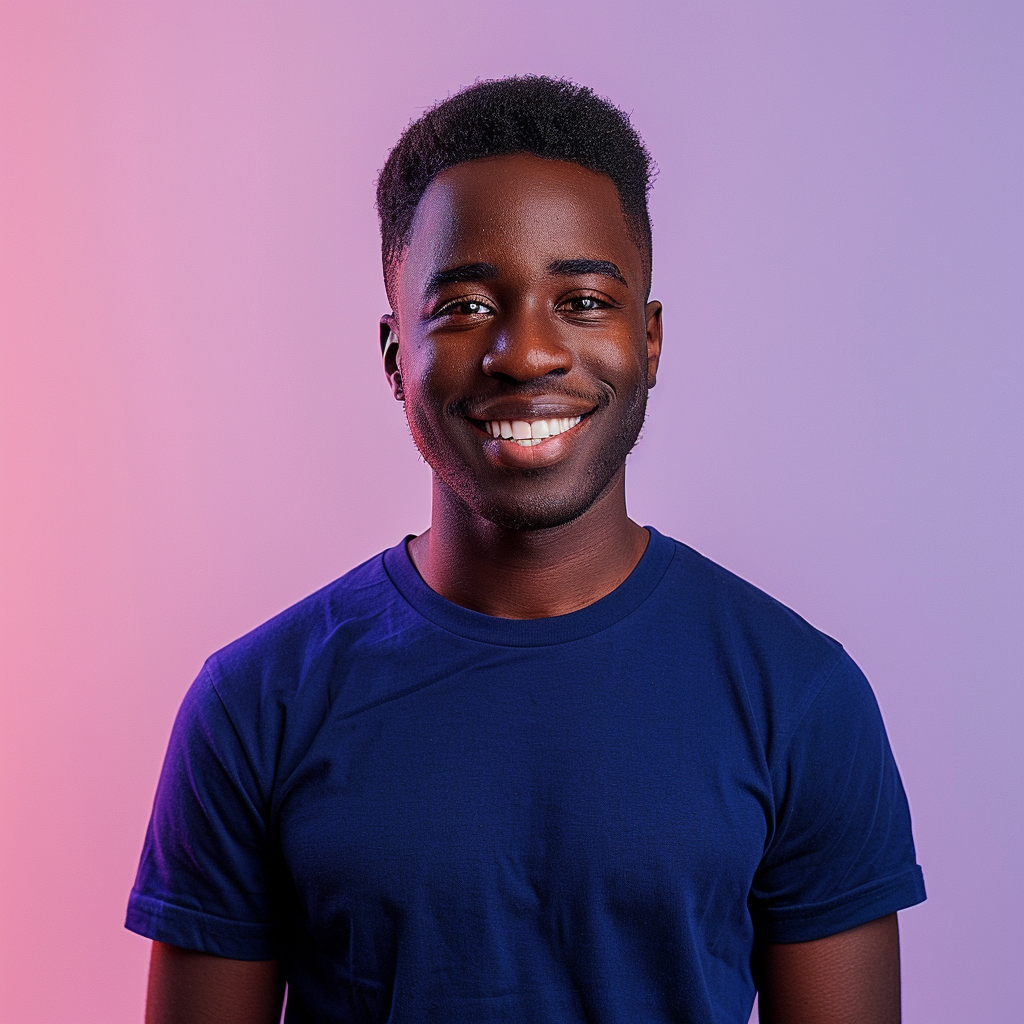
[399,335,456,395]
[400,369,436,427]
[402,389,447,466]
[583,329,648,389]
[402,332,487,424]
[399,350,463,453]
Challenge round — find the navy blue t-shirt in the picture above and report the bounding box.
[127,528,925,1023]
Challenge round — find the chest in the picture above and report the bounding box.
[276,665,770,934]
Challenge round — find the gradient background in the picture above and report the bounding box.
[1,2,1021,1022]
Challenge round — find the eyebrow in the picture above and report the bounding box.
[423,257,628,300]
[424,262,497,299]
[546,258,627,287]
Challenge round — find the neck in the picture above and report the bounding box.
[407,471,649,619]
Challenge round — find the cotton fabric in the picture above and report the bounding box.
[127,528,925,1023]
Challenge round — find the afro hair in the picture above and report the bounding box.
[376,76,656,303]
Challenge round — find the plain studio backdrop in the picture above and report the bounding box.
[0,3,1020,1022]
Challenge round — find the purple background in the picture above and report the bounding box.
[1,2,1020,1021]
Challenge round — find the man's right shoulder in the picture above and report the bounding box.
[199,545,404,705]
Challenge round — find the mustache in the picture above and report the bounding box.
[446,383,612,420]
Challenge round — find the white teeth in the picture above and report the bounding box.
[483,415,583,443]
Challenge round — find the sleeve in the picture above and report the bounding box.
[750,651,926,943]
[125,664,279,959]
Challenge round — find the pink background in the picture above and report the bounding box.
[1,2,1020,1022]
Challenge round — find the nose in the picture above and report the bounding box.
[481,310,572,383]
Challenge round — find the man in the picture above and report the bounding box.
[128,76,925,1023]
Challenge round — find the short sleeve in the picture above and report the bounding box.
[750,651,926,943]
[125,665,278,959]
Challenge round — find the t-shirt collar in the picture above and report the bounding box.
[382,526,676,647]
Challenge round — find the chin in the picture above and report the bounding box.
[462,449,632,533]
[475,493,595,532]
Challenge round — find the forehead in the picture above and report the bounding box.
[401,154,638,289]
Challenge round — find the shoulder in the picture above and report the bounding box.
[201,545,401,708]
[657,532,843,662]
[651,530,854,743]
[153,545,417,805]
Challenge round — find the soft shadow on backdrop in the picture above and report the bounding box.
[0,2,1020,1022]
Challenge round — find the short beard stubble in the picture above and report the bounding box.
[408,380,650,533]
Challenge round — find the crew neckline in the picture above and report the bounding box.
[382,526,676,648]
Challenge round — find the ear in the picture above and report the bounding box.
[644,300,663,388]
[380,314,403,401]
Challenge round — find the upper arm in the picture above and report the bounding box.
[752,653,925,945]
[127,668,280,960]
[146,941,285,1024]
[757,913,900,1024]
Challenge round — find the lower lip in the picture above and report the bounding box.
[472,417,590,469]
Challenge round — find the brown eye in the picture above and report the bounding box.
[437,299,493,318]
[564,296,606,312]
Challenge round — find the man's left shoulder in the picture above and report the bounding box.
[656,531,839,646]
[651,530,850,713]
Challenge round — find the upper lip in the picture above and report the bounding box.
[463,395,599,423]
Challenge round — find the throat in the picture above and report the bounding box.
[408,478,648,619]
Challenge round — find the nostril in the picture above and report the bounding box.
[482,336,573,382]
[485,367,568,385]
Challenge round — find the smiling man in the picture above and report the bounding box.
[128,77,925,1024]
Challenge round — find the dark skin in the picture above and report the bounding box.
[146,154,902,1022]
[144,943,283,1024]
[389,155,660,617]
[147,913,898,1023]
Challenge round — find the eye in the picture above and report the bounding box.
[435,298,494,318]
[560,295,610,313]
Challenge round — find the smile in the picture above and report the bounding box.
[476,416,584,447]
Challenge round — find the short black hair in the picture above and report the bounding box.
[376,75,656,304]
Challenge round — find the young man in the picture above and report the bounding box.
[128,77,925,1023]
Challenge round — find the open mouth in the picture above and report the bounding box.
[471,415,585,447]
